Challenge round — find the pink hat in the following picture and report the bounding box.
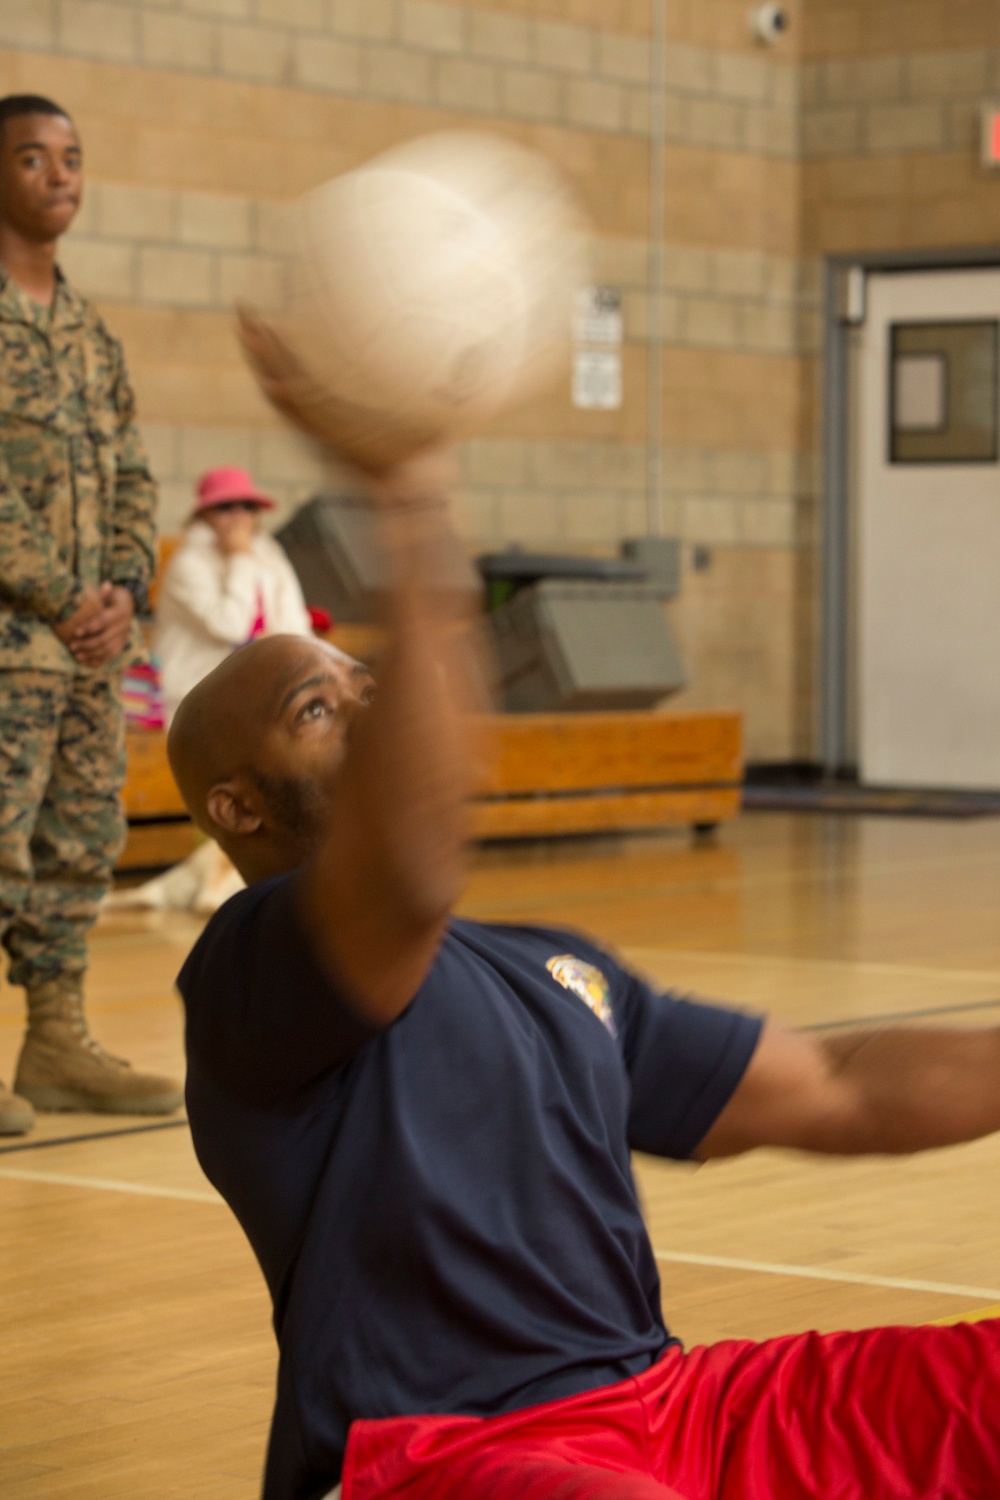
[193,466,275,514]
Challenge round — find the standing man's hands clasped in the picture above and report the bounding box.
[54,581,135,667]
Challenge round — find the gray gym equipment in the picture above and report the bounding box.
[478,548,646,611]
[275,494,479,623]
[620,536,681,599]
[276,500,686,713]
[487,577,686,712]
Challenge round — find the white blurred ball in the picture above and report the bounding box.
[284,132,588,468]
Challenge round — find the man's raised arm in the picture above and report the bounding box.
[240,314,486,1027]
[301,463,483,1024]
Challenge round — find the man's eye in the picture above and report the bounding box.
[298,697,331,722]
[360,684,376,706]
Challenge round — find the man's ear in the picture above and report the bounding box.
[205,780,263,837]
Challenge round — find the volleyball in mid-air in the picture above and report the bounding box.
[283,131,588,469]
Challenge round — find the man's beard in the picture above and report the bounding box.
[248,769,329,852]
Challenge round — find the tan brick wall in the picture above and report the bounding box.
[802,2,1000,60]
[669,544,816,762]
[0,1,899,762]
[799,26,1000,257]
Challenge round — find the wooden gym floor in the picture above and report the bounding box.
[2,810,1000,1497]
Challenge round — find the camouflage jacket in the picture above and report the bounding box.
[0,267,157,672]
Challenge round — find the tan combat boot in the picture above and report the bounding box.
[0,1078,34,1135]
[13,975,184,1115]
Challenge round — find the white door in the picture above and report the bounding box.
[856,268,1000,788]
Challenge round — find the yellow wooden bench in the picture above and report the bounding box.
[120,708,742,869]
[120,729,196,869]
[473,710,741,839]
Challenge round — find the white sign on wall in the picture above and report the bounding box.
[575,285,623,345]
[572,351,622,410]
[573,285,623,409]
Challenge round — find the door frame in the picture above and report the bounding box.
[821,246,1000,774]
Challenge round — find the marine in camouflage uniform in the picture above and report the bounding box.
[0,94,181,1132]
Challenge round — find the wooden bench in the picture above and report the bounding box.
[473,710,741,838]
[120,730,196,869]
[120,709,742,869]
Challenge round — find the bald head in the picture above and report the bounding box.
[168,634,375,882]
[169,636,291,825]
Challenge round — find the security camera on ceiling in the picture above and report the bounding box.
[749,4,790,43]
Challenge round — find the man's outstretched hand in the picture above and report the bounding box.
[54,582,135,667]
[237,305,435,475]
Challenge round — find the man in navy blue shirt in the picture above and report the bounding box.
[170,317,1000,1500]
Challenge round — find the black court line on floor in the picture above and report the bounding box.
[803,997,1000,1032]
[0,1118,189,1155]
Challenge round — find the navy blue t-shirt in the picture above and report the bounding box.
[179,874,762,1500]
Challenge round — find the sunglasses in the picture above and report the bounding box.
[210,500,261,514]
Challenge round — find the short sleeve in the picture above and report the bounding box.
[617,971,763,1159]
[178,873,383,1107]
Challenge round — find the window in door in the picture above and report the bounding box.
[889,319,998,464]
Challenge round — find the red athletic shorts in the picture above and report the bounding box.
[341,1320,1000,1500]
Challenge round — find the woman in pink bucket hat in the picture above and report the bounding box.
[112,468,314,915]
[156,466,312,723]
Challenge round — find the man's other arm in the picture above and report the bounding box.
[697,1019,1000,1159]
[298,460,483,1025]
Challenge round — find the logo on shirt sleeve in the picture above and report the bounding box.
[545,955,617,1039]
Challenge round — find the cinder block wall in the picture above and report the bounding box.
[5,2,994,759]
[801,3,1000,253]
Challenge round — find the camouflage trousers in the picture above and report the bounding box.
[0,670,126,991]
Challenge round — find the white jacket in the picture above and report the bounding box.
[156,520,312,719]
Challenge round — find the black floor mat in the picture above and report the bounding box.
[742,783,1000,818]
